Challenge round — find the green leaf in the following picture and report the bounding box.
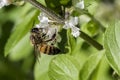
[84,0,99,7]
[9,33,32,61]
[37,0,46,6]
[66,29,76,54]
[4,9,39,56]
[90,56,114,80]
[72,0,80,6]
[45,0,71,14]
[45,0,71,7]
[59,0,71,5]
[104,21,120,75]
[45,0,62,14]
[77,0,99,15]
[80,50,104,80]
[34,55,55,80]
[48,54,80,80]
[81,20,100,37]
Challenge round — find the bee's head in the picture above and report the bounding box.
[30,28,43,45]
[31,28,44,35]
[31,28,39,34]
[30,28,46,44]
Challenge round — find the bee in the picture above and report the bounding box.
[30,27,61,57]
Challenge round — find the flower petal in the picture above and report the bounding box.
[63,16,80,37]
[75,0,84,9]
[71,29,80,37]
[0,0,12,8]
[69,17,78,25]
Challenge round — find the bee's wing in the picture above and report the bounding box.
[34,45,41,63]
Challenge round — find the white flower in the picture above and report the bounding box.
[63,17,80,37]
[38,12,50,23]
[36,12,50,28]
[35,12,58,39]
[75,0,84,9]
[0,0,12,8]
[71,27,80,37]
[36,12,80,38]
[36,12,56,28]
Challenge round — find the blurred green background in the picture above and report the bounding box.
[0,2,36,80]
[0,0,120,80]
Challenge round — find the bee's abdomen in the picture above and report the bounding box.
[49,46,61,55]
[39,44,60,55]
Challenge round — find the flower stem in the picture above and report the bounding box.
[25,0,103,50]
[80,31,103,50]
[24,0,64,24]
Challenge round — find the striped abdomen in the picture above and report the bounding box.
[39,43,60,55]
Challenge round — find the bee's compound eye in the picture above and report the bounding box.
[31,28,39,33]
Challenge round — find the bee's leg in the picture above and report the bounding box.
[51,38,56,45]
[41,28,53,41]
[44,31,56,42]
[41,33,47,39]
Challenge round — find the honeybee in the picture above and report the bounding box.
[30,27,61,57]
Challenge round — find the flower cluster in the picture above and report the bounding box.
[35,12,58,39]
[0,0,12,8]
[36,12,80,38]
